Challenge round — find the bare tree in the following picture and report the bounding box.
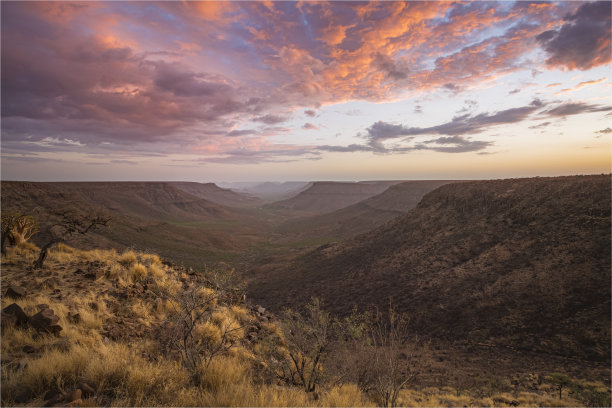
[34,208,110,269]
[1,212,38,255]
[361,304,419,407]
[274,298,335,398]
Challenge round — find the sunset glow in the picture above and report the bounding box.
[2,1,611,181]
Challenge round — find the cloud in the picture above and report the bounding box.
[556,77,607,94]
[317,144,372,153]
[0,1,603,166]
[536,1,611,70]
[509,89,521,94]
[414,105,423,114]
[302,123,319,130]
[226,129,256,137]
[418,136,493,153]
[372,52,409,80]
[253,114,289,125]
[366,99,544,149]
[596,127,612,135]
[528,121,551,129]
[110,159,138,165]
[541,102,612,117]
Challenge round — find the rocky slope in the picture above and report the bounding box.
[249,175,612,363]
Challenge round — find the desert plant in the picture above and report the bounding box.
[160,283,242,384]
[1,212,38,255]
[361,304,418,407]
[33,207,110,269]
[276,298,335,398]
[548,373,572,399]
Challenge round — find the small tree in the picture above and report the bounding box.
[34,208,110,269]
[160,282,243,384]
[276,298,335,398]
[1,213,38,254]
[549,373,572,399]
[361,304,418,407]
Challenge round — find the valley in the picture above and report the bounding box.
[2,174,610,405]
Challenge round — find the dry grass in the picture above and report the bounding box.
[2,242,608,407]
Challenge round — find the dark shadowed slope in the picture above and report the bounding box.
[248,175,611,362]
[169,182,262,207]
[266,180,404,215]
[276,180,458,240]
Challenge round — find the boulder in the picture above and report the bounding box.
[67,389,82,402]
[36,304,50,311]
[84,270,103,280]
[2,303,29,327]
[42,278,60,290]
[6,285,26,298]
[65,398,83,407]
[76,382,95,397]
[30,308,60,332]
[43,389,65,406]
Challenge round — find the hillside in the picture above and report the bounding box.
[0,182,267,266]
[169,182,262,208]
[248,175,612,363]
[276,180,457,240]
[2,244,609,407]
[266,181,404,215]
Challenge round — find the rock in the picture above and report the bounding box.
[84,269,104,280]
[74,268,84,275]
[44,389,65,406]
[42,278,60,289]
[88,302,98,311]
[47,337,70,352]
[6,285,26,298]
[2,303,29,327]
[47,325,63,336]
[76,382,95,397]
[65,398,83,407]
[67,389,82,402]
[257,306,266,315]
[36,303,50,311]
[22,345,36,353]
[30,308,60,332]
[44,388,63,401]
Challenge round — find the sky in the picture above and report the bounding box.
[1,1,611,182]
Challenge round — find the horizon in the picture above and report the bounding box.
[1,1,611,181]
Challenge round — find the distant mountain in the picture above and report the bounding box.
[1,182,267,267]
[277,180,458,240]
[231,182,312,201]
[266,181,404,215]
[248,175,612,362]
[169,182,262,207]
